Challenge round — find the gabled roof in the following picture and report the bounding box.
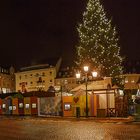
[136,77,140,84]
[71,78,117,92]
[19,57,60,72]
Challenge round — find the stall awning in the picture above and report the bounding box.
[71,79,118,92]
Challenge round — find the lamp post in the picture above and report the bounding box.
[76,66,97,118]
[84,66,89,118]
[60,85,63,117]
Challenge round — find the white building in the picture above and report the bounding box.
[15,58,62,93]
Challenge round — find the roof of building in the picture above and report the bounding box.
[136,77,140,84]
[0,91,56,99]
[18,57,60,72]
[20,64,51,72]
[0,92,17,99]
[71,79,114,92]
[56,67,76,78]
[0,66,11,75]
[123,59,140,74]
[23,91,55,97]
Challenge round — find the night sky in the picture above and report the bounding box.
[0,0,140,68]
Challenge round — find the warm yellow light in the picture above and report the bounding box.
[83,66,89,72]
[76,73,81,79]
[92,71,97,77]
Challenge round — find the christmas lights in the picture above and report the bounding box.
[76,0,123,79]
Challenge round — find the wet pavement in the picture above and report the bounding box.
[0,116,140,140]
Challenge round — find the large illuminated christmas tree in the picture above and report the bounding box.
[76,0,123,79]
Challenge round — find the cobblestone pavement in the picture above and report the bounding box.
[0,117,140,140]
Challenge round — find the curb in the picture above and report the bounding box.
[0,115,136,123]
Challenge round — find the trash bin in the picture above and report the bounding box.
[76,107,80,118]
[129,105,135,115]
[134,104,140,121]
[97,109,106,117]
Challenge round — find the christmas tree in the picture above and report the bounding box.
[76,0,123,79]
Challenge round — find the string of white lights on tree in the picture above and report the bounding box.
[76,0,123,86]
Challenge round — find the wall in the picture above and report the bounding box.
[15,67,56,92]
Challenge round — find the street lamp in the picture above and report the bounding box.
[76,66,97,118]
[60,85,63,117]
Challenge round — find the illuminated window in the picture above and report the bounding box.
[9,106,12,111]
[32,103,37,108]
[2,88,6,93]
[125,78,128,83]
[25,104,30,109]
[2,104,6,109]
[64,103,71,111]
[13,106,16,110]
[119,90,124,96]
[131,80,135,83]
[19,103,23,108]
[64,80,68,84]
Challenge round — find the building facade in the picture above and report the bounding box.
[0,66,15,94]
[55,77,77,92]
[123,74,140,90]
[15,58,62,93]
[124,59,140,74]
[54,67,78,93]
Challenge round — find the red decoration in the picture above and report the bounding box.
[73,97,79,103]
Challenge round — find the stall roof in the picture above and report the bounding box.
[71,79,118,92]
[0,91,55,99]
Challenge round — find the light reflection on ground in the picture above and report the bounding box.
[0,117,140,140]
